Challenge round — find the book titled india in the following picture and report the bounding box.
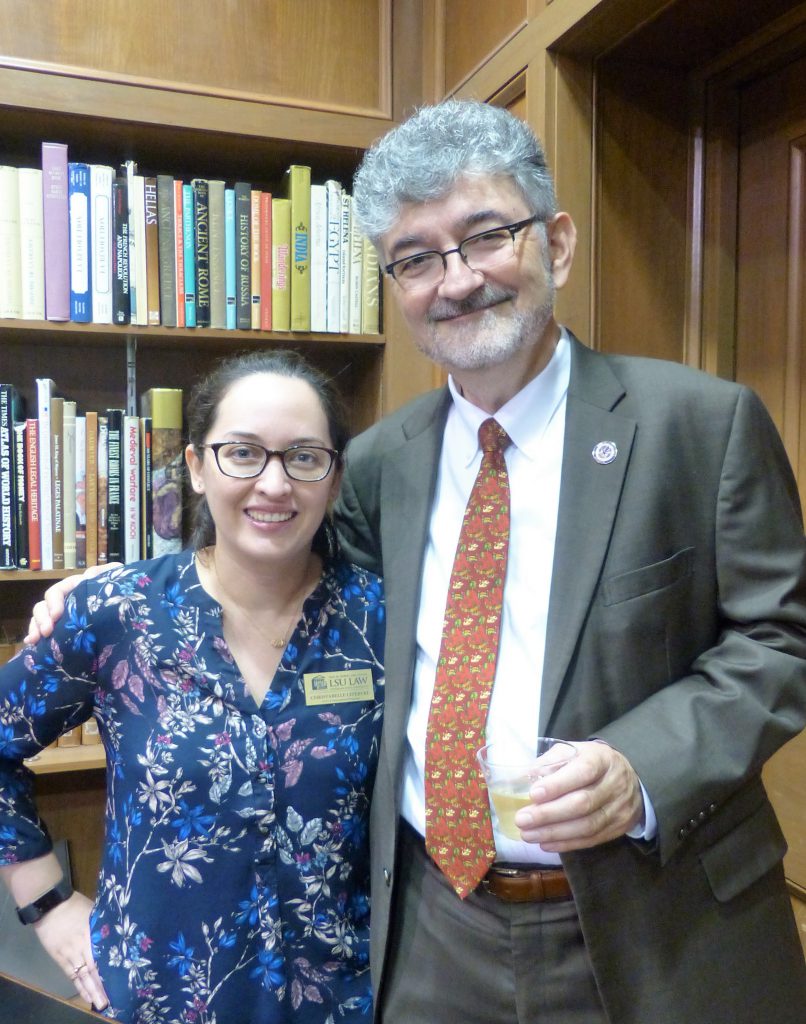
[41,141,70,320]
[67,162,92,322]
[105,409,124,563]
[156,175,177,327]
[282,164,311,332]
[144,177,160,325]
[25,417,41,570]
[234,181,251,330]
[140,388,183,556]
[192,178,211,327]
[111,175,130,325]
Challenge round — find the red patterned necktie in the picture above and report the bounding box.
[425,417,511,898]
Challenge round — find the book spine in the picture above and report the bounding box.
[106,409,123,562]
[260,191,272,331]
[156,174,177,328]
[182,184,197,327]
[349,217,364,334]
[50,396,64,570]
[62,400,77,570]
[250,189,261,329]
[68,163,92,322]
[90,165,114,324]
[122,160,138,322]
[36,379,55,569]
[224,187,237,329]
[325,179,342,333]
[361,235,380,335]
[25,418,41,570]
[0,386,16,567]
[208,180,226,329]
[41,142,70,321]
[144,177,160,325]
[271,198,291,332]
[97,415,108,564]
[111,176,130,325]
[142,389,183,556]
[339,191,352,334]
[310,183,327,333]
[174,179,185,328]
[284,164,311,332]
[75,414,86,568]
[131,173,148,325]
[85,410,98,567]
[234,182,251,329]
[81,718,101,746]
[18,168,45,320]
[140,416,152,559]
[13,420,29,569]
[123,414,140,563]
[0,166,22,319]
[192,178,211,327]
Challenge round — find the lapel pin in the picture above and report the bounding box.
[592,441,618,465]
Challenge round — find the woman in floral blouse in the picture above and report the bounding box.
[0,350,385,1024]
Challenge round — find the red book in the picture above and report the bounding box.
[260,191,272,331]
[174,178,185,329]
[25,418,41,570]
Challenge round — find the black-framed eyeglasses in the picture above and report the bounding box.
[385,215,541,292]
[198,442,339,482]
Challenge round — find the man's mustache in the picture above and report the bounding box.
[427,284,516,323]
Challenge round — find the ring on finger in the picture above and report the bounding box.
[71,961,87,979]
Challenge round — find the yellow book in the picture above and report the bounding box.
[361,235,380,335]
[281,164,311,332]
[271,198,291,332]
[140,388,183,557]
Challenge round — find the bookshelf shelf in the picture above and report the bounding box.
[25,744,106,775]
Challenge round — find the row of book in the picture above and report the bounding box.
[0,146,381,334]
[0,381,183,571]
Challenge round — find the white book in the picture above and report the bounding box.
[62,400,77,569]
[349,215,364,334]
[325,179,342,332]
[0,166,22,319]
[90,164,114,324]
[36,377,55,570]
[131,175,148,326]
[339,192,352,334]
[123,414,140,563]
[310,183,327,333]
[18,168,45,320]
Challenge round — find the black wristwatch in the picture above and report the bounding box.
[16,878,74,925]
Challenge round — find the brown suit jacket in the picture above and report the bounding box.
[335,335,806,1023]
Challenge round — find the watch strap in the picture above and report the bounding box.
[16,877,74,925]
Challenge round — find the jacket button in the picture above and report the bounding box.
[383,868,391,886]
[678,828,687,839]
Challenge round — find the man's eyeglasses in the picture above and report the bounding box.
[385,215,540,293]
[198,442,339,482]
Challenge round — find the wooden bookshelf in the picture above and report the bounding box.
[25,745,106,776]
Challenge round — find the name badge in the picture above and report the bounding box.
[303,668,375,706]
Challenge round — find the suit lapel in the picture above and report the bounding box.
[540,338,636,729]
[380,390,450,785]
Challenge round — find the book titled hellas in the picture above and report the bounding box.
[140,388,183,556]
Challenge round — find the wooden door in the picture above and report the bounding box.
[734,49,806,938]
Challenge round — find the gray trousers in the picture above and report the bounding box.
[379,822,610,1024]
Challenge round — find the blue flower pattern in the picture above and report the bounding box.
[0,551,385,1023]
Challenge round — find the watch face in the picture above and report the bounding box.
[16,879,73,925]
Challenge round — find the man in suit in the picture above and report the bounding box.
[335,99,806,1023]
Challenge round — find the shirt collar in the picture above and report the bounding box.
[447,328,571,464]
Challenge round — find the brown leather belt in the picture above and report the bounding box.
[482,864,573,903]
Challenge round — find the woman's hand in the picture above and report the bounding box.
[33,891,109,1011]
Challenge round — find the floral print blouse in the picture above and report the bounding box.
[0,551,385,1024]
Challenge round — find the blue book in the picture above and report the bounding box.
[68,162,92,322]
[225,187,236,330]
[182,183,197,328]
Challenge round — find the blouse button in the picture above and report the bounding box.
[383,868,391,886]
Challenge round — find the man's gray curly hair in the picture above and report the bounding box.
[352,99,557,246]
